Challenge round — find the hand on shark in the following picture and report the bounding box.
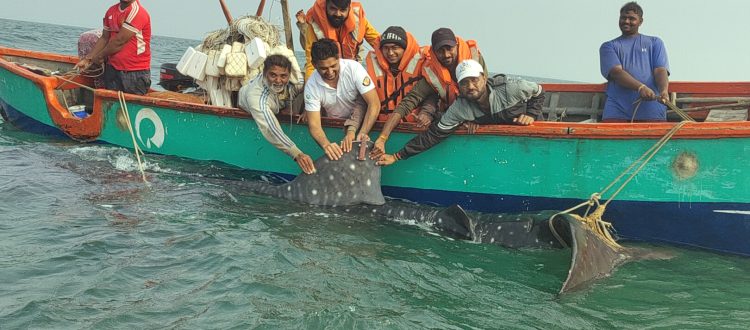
[294,153,316,174]
[342,131,356,153]
[369,138,386,159]
[375,154,397,166]
[323,142,344,160]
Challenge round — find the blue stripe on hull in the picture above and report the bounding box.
[382,185,750,256]
[0,99,68,137]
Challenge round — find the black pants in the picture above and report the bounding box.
[103,64,151,95]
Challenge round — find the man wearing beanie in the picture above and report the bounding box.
[302,0,379,79]
[370,27,487,158]
[365,26,438,125]
[374,59,545,165]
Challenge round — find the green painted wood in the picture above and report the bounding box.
[95,100,750,204]
[3,65,746,205]
[0,67,56,126]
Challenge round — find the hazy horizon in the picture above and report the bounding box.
[2,0,748,83]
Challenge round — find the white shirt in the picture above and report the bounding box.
[304,59,375,119]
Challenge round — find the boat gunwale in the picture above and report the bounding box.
[2,46,750,140]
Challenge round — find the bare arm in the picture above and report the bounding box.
[91,29,135,63]
[654,67,669,102]
[608,65,657,101]
[75,31,110,70]
[356,88,381,139]
[369,111,401,159]
[87,31,110,60]
[307,110,343,160]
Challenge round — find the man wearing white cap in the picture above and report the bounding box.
[373,59,545,165]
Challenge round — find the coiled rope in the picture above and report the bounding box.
[202,15,280,51]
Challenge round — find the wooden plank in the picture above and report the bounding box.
[677,97,750,103]
[705,109,748,122]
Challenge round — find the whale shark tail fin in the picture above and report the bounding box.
[558,214,629,294]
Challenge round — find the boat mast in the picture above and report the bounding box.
[219,0,233,24]
[280,0,295,51]
[256,0,267,16]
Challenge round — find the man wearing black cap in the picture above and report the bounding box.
[365,26,437,124]
[371,27,486,158]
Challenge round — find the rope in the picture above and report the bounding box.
[118,91,149,183]
[630,99,642,123]
[632,97,696,123]
[54,74,97,93]
[233,15,280,48]
[202,15,280,51]
[664,100,697,122]
[549,119,691,249]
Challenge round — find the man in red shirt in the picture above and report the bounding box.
[75,0,151,95]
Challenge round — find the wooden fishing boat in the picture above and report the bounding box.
[1,46,749,256]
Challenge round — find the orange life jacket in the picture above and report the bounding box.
[421,37,480,110]
[366,32,428,116]
[306,0,368,60]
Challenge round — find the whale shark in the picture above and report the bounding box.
[237,142,668,294]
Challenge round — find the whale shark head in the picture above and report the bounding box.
[256,141,385,206]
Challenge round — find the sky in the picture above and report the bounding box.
[1,0,748,82]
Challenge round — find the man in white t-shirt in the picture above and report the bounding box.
[304,38,380,161]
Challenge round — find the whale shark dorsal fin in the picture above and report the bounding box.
[432,204,473,240]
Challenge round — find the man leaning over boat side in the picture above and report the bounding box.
[365,26,438,126]
[302,0,380,79]
[371,27,486,157]
[600,1,670,122]
[304,38,381,161]
[74,0,151,95]
[238,54,316,175]
[374,59,544,165]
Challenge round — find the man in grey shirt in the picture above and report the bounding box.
[372,59,545,165]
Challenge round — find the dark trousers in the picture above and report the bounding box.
[104,63,151,95]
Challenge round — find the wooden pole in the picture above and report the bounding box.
[219,0,233,24]
[280,0,294,51]
[256,0,267,17]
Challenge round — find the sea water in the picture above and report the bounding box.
[1,18,749,329]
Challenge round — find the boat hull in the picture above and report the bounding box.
[2,47,749,256]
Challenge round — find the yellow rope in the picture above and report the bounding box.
[118,91,149,183]
[664,100,696,122]
[550,119,690,249]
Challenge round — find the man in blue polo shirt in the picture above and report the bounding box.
[599,1,670,122]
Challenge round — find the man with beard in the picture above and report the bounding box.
[238,55,316,175]
[600,1,670,122]
[375,59,545,166]
[370,27,486,159]
[74,0,151,95]
[302,0,379,79]
[304,39,380,161]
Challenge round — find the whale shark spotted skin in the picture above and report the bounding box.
[245,142,384,206]
[237,142,668,294]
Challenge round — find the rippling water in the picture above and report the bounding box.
[2,18,750,329]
